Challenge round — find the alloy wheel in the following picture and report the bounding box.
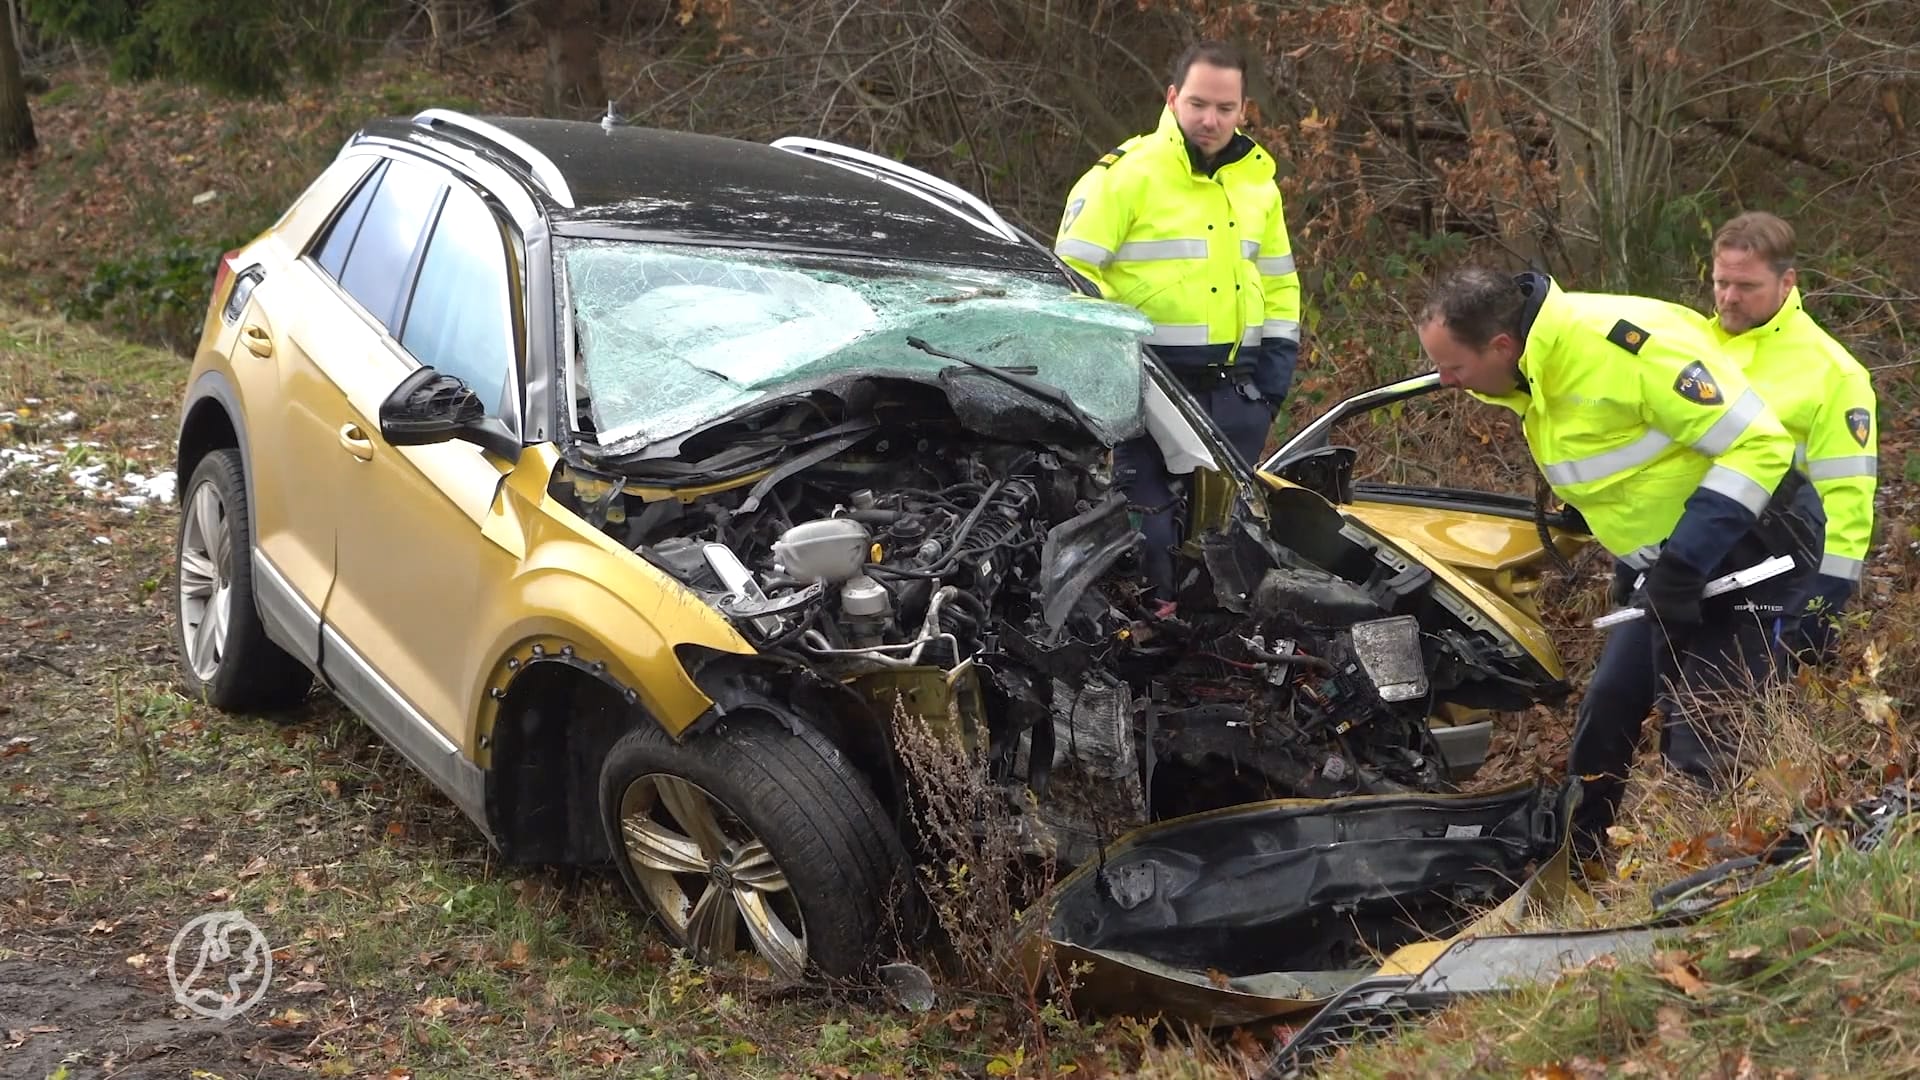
[178,480,234,683]
[618,774,809,980]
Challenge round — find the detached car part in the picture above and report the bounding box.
[1021,783,1588,1028]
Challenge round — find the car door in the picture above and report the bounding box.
[228,157,382,666]
[1260,373,1593,612]
[316,175,524,778]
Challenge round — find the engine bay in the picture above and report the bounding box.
[556,376,1560,859]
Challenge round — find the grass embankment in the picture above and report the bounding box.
[1321,822,1920,1079]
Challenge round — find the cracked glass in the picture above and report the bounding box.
[562,241,1153,449]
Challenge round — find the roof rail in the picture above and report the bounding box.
[770,136,1021,245]
[413,109,575,208]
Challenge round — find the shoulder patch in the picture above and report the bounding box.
[1094,146,1128,169]
[1847,406,1873,447]
[1607,319,1651,354]
[1673,361,1725,406]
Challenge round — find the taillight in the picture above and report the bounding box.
[211,249,241,312]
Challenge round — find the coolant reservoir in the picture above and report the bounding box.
[773,518,872,584]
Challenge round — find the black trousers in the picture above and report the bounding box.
[1114,369,1277,599]
[1569,534,1817,851]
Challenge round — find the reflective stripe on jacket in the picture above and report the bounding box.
[1053,107,1299,366]
[1705,288,1878,583]
[1473,278,1794,564]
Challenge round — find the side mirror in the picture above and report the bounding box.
[379,366,521,461]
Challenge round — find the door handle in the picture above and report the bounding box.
[241,324,273,358]
[337,423,375,461]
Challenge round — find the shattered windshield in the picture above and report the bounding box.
[561,240,1154,449]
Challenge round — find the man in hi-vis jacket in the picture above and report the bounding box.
[1054,40,1300,605]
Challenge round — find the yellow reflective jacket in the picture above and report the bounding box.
[1703,288,1877,584]
[1053,107,1299,381]
[1473,277,1795,568]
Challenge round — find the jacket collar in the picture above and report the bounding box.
[1511,272,1558,393]
[1154,106,1257,176]
[1711,286,1802,344]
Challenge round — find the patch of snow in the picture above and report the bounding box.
[0,537,8,549]
[69,464,110,491]
[23,397,41,405]
[91,536,111,546]
[52,410,79,426]
[126,470,176,504]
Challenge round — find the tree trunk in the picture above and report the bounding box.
[532,0,605,116]
[0,0,34,161]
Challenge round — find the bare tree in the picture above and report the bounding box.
[533,0,606,115]
[0,0,33,161]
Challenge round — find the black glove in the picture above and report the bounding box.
[1608,565,1636,608]
[1640,557,1706,631]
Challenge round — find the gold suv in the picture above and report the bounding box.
[173,110,1578,980]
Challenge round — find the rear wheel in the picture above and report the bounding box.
[599,713,906,980]
[172,449,313,711]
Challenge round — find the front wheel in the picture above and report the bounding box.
[599,713,906,980]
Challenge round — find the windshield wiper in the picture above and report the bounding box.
[905,336,1099,434]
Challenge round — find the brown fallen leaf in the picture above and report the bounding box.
[287,980,326,995]
[237,855,269,879]
[1655,1004,1693,1045]
[501,940,529,968]
[1654,950,1709,997]
[125,953,149,970]
[1727,945,1763,962]
[386,822,408,840]
[319,779,341,798]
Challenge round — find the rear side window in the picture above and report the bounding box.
[337,158,447,330]
[400,185,516,417]
[311,161,385,280]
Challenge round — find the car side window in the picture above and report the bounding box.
[311,160,386,281]
[337,157,447,330]
[398,184,517,418]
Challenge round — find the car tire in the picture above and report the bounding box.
[172,449,314,712]
[599,712,908,981]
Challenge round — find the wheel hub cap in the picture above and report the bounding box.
[618,774,808,980]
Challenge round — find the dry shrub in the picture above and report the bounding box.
[888,700,1060,1001]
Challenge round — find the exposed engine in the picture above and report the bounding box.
[552,376,1552,860]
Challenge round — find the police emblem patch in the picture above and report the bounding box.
[1848,406,1873,447]
[1607,319,1650,354]
[1673,361,1724,405]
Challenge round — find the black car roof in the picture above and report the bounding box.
[357,114,1059,273]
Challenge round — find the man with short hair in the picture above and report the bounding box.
[1054,40,1300,603]
[1701,211,1878,659]
[1415,267,1825,851]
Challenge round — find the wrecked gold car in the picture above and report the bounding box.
[174,109,1574,981]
